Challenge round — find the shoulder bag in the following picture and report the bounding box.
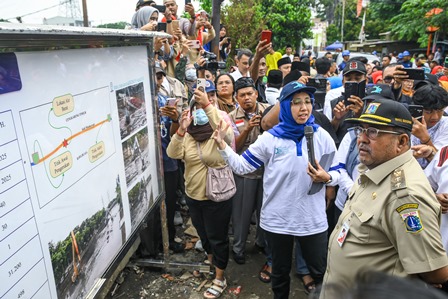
[196,142,236,202]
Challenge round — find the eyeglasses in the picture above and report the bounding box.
[383,76,394,83]
[353,126,401,139]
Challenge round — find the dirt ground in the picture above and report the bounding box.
[105,209,310,299]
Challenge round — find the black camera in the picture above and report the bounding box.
[194,51,226,70]
[203,51,217,60]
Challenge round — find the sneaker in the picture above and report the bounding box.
[174,211,183,226]
[232,250,245,264]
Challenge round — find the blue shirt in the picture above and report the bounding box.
[157,94,178,172]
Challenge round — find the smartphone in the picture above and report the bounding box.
[260,30,272,44]
[307,78,327,92]
[191,40,201,49]
[403,68,425,80]
[172,20,179,32]
[157,22,167,32]
[444,57,448,68]
[197,78,207,92]
[185,0,191,4]
[154,4,166,13]
[166,98,177,107]
[408,104,424,119]
[343,81,366,105]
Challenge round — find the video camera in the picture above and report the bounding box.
[195,51,226,71]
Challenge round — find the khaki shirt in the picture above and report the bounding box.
[321,150,448,297]
[228,103,269,179]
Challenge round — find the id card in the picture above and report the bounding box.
[337,221,350,247]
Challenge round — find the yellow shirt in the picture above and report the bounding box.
[265,52,282,75]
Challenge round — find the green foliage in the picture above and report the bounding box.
[49,208,107,285]
[391,0,448,46]
[96,21,128,29]
[222,0,265,51]
[326,24,340,44]
[260,0,313,49]
[198,0,213,13]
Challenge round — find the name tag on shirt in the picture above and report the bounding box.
[235,119,245,127]
[337,221,350,247]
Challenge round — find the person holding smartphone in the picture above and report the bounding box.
[154,66,184,254]
[213,82,337,298]
[167,87,234,299]
[410,83,448,168]
[324,60,366,142]
[219,25,231,62]
[162,0,196,37]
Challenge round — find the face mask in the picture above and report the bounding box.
[185,69,197,81]
[194,108,209,125]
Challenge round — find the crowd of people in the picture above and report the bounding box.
[131,1,448,298]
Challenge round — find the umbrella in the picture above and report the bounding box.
[325,41,343,51]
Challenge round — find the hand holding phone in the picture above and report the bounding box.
[196,78,207,92]
[191,40,201,49]
[408,104,423,120]
[403,68,425,80]
[166,98,177,106]
[172,20,179,32]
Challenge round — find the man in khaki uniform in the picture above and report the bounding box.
[228,77,270,265]
[321,99,448,298]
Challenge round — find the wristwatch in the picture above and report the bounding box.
[324,175,333,185]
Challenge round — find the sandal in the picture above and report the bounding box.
[203,278,227,299]
[258,263,271,283]
[299,274,316,295]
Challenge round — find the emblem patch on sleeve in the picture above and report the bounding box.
[400,210,423,233]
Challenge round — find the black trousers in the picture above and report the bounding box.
[164,170,179,243]
[265,230,328,299]
[186,196,232,270]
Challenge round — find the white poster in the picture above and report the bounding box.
[0,46,162,299]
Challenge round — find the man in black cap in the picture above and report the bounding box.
[320,84,396,233]
[277,57,292,78]
[321,98,448,297]
[324,60,366,143]
[228,77,270,265]
[293,61,311,76]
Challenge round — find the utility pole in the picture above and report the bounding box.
[341,0,345,43]
[82,0,89,27]
[211,0,224,59]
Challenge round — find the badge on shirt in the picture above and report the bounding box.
[235,119,245,127]
[400,210,423,233]
[337,221,350,247]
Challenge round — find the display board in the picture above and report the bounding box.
[0,33,164,299]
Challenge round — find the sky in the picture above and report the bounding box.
[0,0,200,27]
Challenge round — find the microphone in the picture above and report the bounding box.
[305,126,317,169]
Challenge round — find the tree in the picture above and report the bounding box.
[222,0,265,53]
[260,0,313,50]
[198,0,213,13]
[391,0,448,45]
